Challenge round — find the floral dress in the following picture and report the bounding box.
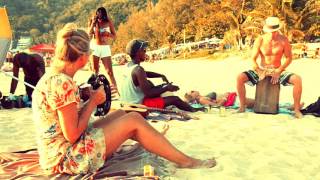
[32,73,106,175]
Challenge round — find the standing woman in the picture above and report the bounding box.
[88,7,118,94]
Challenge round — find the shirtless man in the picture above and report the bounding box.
[10,52,45,101]
[120,39,205,112]
[236,17,303,118]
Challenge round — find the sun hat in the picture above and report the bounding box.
[126,39,148,57]
[263,16,281,33]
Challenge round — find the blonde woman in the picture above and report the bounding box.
[32,23,215,175]
[88,7,118,94]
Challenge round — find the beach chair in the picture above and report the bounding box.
[253,76,280,114]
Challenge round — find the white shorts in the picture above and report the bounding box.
[92,44,112,58]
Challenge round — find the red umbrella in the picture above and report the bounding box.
[29,44,55,53]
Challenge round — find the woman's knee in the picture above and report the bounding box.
[125,112,146,124]
[116,109,126,115]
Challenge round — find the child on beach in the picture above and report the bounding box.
[32,23,215,175]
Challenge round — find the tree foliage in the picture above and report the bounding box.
[1,0,318,52]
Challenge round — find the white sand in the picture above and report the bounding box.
[1,55,320,179]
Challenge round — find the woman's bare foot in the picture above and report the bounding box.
[160,123,170,135]
[178,158,216,169]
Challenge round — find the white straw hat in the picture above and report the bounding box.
[263,17,281,33]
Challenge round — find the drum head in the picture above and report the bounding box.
[87,74,112,116]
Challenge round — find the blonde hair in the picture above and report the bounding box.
[54,23,90,63]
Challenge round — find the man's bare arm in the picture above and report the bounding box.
[10,62,19,94]
[36,56,45,77]
[277,38,292,72]
[146,71,169,83]
[251,36,262,70]
[134,67,168,98]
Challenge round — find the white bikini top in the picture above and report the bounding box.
[94,26,111,33]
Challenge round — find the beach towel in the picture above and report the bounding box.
[229,103,293,115]
[191,103,294,115]
[0,143,169,179]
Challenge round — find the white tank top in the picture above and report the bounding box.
[120,62,145,104]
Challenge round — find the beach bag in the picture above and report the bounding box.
[0,95,25,109]
[301,97,320,117]
[87,74,112,116]
[0,96,14,109]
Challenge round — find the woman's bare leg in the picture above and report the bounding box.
[102,112,216,168]
[93,109,127,128]
[92,55,100,75]
[101,57,118,94]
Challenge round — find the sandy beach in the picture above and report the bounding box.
[1,55,320,179]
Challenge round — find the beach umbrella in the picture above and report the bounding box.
[0,7,12,69]
[29,44,55,53]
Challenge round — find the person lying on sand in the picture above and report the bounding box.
[32,24,215,175]
[119,39,205,112]
[236,16,303,118]
[184,90,303,111]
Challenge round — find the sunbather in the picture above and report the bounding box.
[184,90,303,111]
[32,23,215,175]
[184,90,254,108]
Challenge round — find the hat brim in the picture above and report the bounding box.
[263,24,281,33]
